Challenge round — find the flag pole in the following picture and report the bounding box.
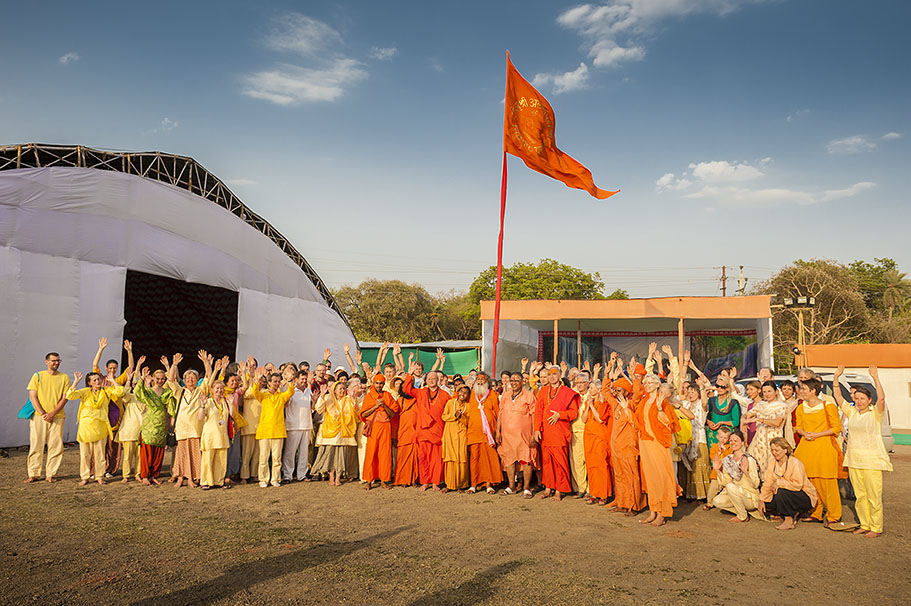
[492,51,509,376]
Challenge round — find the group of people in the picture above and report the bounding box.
[22,339,892,536]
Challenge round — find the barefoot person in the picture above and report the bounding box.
[311,381,359,486]
[167,351,212,489]
[198,360,233,491]
[117,358,147,483]
[603,377,644,515]
[25,352,71,483]
[636,374,681,526]
[794,377,843,525]
[466,372,501,494]
[441,386,471,492]
[533,366,580,501]
[759,437,818,530]
[66,370,124,486]
[132,366,174,485]
[403,365,449,491]
[497,372,537,497]
[712,430,762,522]
[360,374,399,490]
[833,365,892,538]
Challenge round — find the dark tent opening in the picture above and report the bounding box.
[122,270,238,376]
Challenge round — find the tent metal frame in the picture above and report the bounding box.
[0,143,351,333]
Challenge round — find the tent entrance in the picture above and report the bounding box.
[122,270,238,376]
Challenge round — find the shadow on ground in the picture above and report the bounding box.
[408,560,523,606]
[131,525,414,605]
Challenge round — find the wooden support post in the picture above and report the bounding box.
[678,318,685,388]
[577,320,582,369]
[553,318,558,365]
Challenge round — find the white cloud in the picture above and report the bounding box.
[820,181,876,202]
[760,156,772,164]
[882,131,901,140]
[428,57,444,72]
[369,46,398,60]
[826,135,876,155]
[243,59,367,105]
[151,117,179,133]
[786,108,809,123]
[556,1,765,68]
[264,13,342,56]
[688,160,763,183]
[655,172,692,192]
[532,62,590,94]
[244,13,368,105]
[58,52,79,65]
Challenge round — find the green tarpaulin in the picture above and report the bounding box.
[359,347,479,376]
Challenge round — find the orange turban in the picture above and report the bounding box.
[633,363,646,376]
[372,374,386,383]
[612,377,633,394]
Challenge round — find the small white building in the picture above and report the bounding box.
[806,343,911,431]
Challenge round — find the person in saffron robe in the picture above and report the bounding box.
[635,373,681,527]
[403,365,448,491]
[393,377,420,486]
[794,376,843,525]
[582,375,612,505]
[360,374,399,490]
[496,371,537,497]
[603,377,643,515]
[442,385,471,492]
[466,373,501,494]
[533,366,579,501]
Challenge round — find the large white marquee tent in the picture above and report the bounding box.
[0,143,356,447]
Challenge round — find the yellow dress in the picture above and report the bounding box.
[67,386,123,443]
[441,398,469,489]
[794,400,843,522]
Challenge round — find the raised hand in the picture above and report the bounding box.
[520,357,528,370]
[246,354,256,369]
[436,348,444,361]
[123,339,132,352]
[648,342,657,357]
[74,371,83,383]
[160,355,170,368]
[610,351,618,361]
[136,355,146,367]
[593,363,601,378]
[560,360,568,372]
[868,365,879,380]
[393,343,401,355]
[344,343,350,354]
[98,337,108,350]
[323,347,331,361]
[661,345,673,357]
[172,353,184,366]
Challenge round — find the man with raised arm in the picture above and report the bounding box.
[402,360,449,491]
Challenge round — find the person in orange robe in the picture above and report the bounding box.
[466,373,502,494]
[603,377,644,515]
[635,374,681,526]
[360,374,400,490]
[582,376,612,504]
[533,366,579,501]
[496,371,537,497]
[794,376,843,524]
[392,377,419,486]
[402,367,448,490]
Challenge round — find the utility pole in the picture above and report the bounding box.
[720,265,727,297]
[736,265,748,296]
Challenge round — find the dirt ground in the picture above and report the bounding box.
[1,445,910,606]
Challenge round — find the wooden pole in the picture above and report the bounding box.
[678,318,685,388]
[553,318,558,365]
[577,320,582,369]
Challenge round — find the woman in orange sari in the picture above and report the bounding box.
[635,374,681,527]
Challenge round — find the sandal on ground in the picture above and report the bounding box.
[486,487,496,494]
[523,490,533,499]
[502,487,516,495]
[467,486,477,494]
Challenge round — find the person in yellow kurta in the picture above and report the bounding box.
[66,371,124,486]
[253,368,295,487]
[569,372,590,496]
[833,366,892,537]
[239,356,262,484]
[441,386,471,492]
[25,352,72,483]
[166,351,213,489]
[311,381,359,486]
[794,377,843,525]
[198,362,234,490]
[116,357,147,482]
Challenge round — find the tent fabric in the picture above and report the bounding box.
[1,166,355,447]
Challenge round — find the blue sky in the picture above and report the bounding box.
[2,1,908,297]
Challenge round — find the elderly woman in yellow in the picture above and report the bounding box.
[759,437,818,530]
[441,385,471,493]
[311,381,359,486]
[833,366,891,538]
[67,371,124,486]
[793,377,843,526]
[711,430,762,522]
[198,358,233,490]
[165,351,214,489]
[252,367,295,487]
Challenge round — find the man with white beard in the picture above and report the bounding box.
[465,372,501,494]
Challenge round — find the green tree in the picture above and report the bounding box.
[753,259,870,372]
[606,288,629,300]
[468,258,605,305]
[882,269,911,321]
[333,280,436,342]
[430,291,481,341]
[849,257,899,311]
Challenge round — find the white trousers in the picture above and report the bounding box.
[283,430,311,480]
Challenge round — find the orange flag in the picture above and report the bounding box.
[503,53,618,200]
